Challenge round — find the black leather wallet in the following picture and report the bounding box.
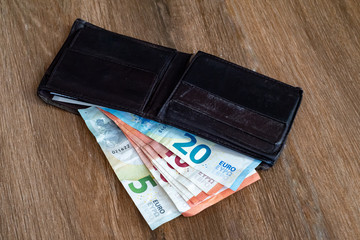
[37,19,302,169]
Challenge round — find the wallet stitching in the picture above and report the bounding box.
[161,103,275,156]
[178,81,288,124]
[169,99,282,147]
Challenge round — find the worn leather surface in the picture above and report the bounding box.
[38,19,302,169]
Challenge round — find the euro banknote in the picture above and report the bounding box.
[78,107,181,229]
[146,140,223,196]
[118,122,198,206]
[125,134,192,213]
[54,99,262,228]
[102,112,211,201]
[124,127,260,217]
[150,153,208,201]
[143,145,201,205]
[182,169,260,217]
[138,139,261,216]
[100,108,261,191]
[118,120,220,198]
[103,110,261,216]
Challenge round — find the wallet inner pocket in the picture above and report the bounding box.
[46,49,157,112]
[171,82,286,143]
[164,100,277,154]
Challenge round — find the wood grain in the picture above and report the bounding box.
[1,0,359,239]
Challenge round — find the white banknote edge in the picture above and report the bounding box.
[50,92,78,99]
[52,95,102,107]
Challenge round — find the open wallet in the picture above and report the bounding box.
[37,19,303,169]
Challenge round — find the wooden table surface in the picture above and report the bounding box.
[1,0,359,239]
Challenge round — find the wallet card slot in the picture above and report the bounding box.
[163,100,277,154]
[171,82,286,144]
[46,48,158,112]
